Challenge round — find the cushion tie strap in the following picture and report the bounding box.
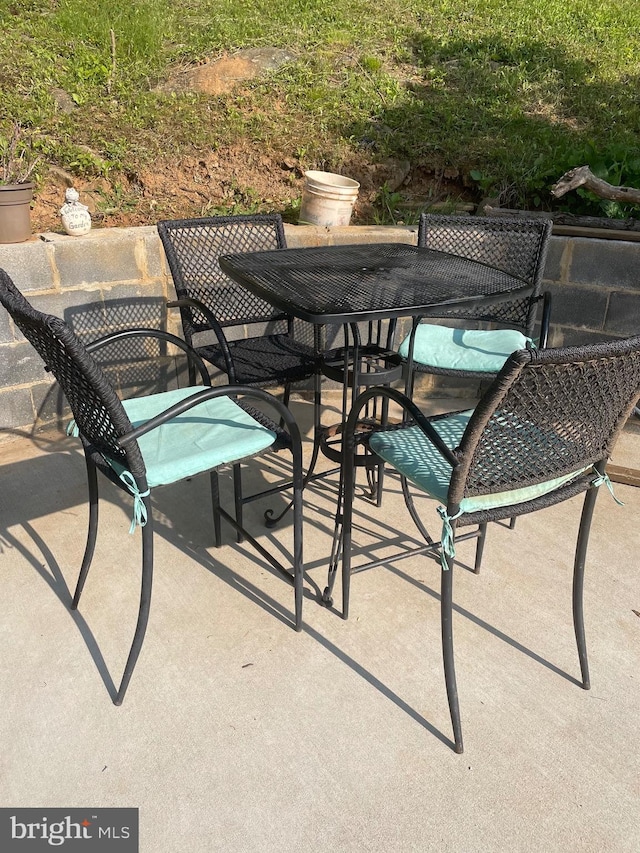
[66,420,149,531]
[436,505,463,572]
[117,470,150,533]
[592,471,625,506]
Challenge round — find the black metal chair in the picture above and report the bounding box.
[399,214,553,393]
[157,214,316,395]
[0,270,304,705]
[333,336,640,752]
[158,214,317,531]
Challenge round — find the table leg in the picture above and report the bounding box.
[264,327,340,527]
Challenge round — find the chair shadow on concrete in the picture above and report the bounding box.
[0,417,304,697]
[0,275,310,702]
[0,439,446,738]
[0,419,593,752]
[301,467,590,692]
[0,286,601,749]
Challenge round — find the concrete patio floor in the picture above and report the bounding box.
[1,396,639,852]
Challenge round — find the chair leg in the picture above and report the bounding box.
[210,470,222,548]
[401,475,436,545]
[326,416,357,616]
[279,381,292,429]
[187,359,197,388]
[282,380,291,410]
[374,392,391,507]
[474,522,488,574]
[375,460,386,507]
[114,498,154,706]
[340,448,356,621]
[72,455,99,609]
[233,463,244,544]
[322,454,347,610]
[291,448,304,632]
[573,486,598,691]
[442,531,464,753]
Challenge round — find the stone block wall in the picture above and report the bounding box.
[543,235,640,346]
[0,227,171,438]
[0,223,638,442]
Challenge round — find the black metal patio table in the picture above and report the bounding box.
[220,240,532,452]
[219,240,531,458]
[219,241,532,591]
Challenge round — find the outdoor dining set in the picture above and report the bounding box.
[2,212,640,754]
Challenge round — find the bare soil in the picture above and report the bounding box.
[31,141,475,234]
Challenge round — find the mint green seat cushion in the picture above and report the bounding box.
[370,411,473,505]
[397,324,532,373]
[116,386,276,487]
[369,410,588,514]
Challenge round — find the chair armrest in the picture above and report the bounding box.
[538,291,552,349]
[343,385,460,468]
[85,327,212,386]
[167,297,236,381]
[117,384,303,474]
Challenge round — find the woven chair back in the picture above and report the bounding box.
[418,214,552,334]
[158,215,288,343]
[0,270,145,476]
[449,336,640,504]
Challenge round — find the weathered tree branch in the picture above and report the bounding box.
[551,165,640,205]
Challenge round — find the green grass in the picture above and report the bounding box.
[1,0,640,219]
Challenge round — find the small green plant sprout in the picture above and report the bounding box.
[374,182,404,225]
[0,123,42,185]
[469,170,495,195]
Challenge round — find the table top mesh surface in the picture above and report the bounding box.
[219,243,531,324]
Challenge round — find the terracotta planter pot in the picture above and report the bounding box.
[0,182,34,243]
